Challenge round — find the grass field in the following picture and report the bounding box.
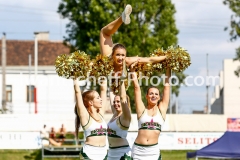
[0,149,205,160]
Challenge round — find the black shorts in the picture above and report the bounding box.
[58,135,65,138]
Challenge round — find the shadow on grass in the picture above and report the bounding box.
[24,150,42,160]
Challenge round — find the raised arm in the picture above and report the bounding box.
[73,79,89,125]
[109,90,116,114]
[125,56,167,67]
[119,80,131,121]
[99,78,107,116]
[129,62,145,119]
[158,68,171,119]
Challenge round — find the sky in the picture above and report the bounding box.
[0,0,239,113]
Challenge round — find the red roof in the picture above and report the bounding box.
[0,40,70,66]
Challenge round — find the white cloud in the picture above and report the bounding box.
[172,0,239,57]
[181,38,239,56]
[0,0,67,40]
[0,0,56,9]
[172,0,231,21]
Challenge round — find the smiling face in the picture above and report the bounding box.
[146,87,160,106]
[112,48,126,67]
[113,96,122,112]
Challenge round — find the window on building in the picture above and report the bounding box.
[6,85,12,102]
[27,85,35,102]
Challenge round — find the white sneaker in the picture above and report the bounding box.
[122,4,132,25]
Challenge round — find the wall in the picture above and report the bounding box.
[223,59,240,117]
[0,66,88,114]
[0,114,228,132]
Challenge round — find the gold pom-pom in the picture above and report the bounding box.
[130,63,154,78]
[150,48,165,57]
[150,48,165,73]
[164,46,191,72]
[110,79,129,95]
[150,46,191,73]
[55,53,69,78]
[89,54,114,81]
[55,50,91,80]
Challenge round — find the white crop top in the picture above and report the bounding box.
[107,117,129,139]
[83,114,107,138]
[138,109,165,131]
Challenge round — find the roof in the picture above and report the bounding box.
[187,131,240,159]
[0,40,70,66]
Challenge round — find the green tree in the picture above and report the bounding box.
[58,0,187,112]
[223,0,240,77]
[58,0,116,57]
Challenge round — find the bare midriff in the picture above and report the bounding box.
[85,136,106,147]
[134,130,160,145]
[108,137,129,147]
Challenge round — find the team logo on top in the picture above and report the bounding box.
[107,126,117,135]
[90,125,107,135]
[141,119,161,130]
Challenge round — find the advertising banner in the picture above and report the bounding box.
[127,132,224,150]
[0,132,41,149]
[0,131,224,150]
[227,118,240,131]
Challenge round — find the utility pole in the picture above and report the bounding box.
[1,33,6,114]
[34,32,38,114]
[59,14,63,40]
[29,54,31,114]
[206,53,209,114]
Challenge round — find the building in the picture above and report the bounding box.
[211,59,240,117]
[0,32,113,114]
[0,32,92,114]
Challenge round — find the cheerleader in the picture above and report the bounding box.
[130,61,171,160]
[100,4,167,74]
[106,69,132,160]
[74,79,108,160]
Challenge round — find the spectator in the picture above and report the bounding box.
[40,125,62,147]
[49,127,56,141]
[58,124,66,143]
[40,124,49,140]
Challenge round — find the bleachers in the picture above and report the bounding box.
[62,139,83,145]
[42,145,81,159]
[41,139,84,160]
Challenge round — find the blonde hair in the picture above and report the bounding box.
[82,90,96,112]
